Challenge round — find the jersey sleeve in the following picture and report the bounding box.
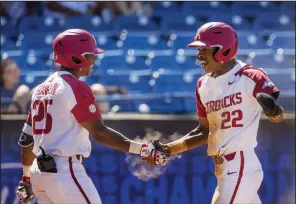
[195,78,207,117]
[249,69,280,99]
[71,81,101,123]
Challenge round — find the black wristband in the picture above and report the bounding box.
[18,132,34,147]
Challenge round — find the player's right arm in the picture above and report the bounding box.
[80,118,147,155]
[71,82,167,164]
[68,81,144,155]
[81,117,169,165]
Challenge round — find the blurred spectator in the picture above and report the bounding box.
[44,2,152,23]
[45,1,96,19]
[92,2,152,17]
[1,59,31,114]
[113,2,152,16]
[1,2,42,23]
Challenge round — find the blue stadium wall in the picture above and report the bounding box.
[1,117,295,204]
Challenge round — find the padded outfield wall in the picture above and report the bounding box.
[1,114,295,204]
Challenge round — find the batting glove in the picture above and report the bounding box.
[141,142,170,166]
[16,176,34,204]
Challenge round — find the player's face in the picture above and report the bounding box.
[81,54,97,76]
[196,46,219,73]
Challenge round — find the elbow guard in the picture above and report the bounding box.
[256,93,283,117]
[18,123,34,147]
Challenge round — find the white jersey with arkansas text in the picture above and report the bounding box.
[195,60,279,156]
[27,71,101,158]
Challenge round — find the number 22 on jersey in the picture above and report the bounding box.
[32,99,53,134]
[221,109,243,129]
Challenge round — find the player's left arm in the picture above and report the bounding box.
[252,70,284,123]
[256,92,284,123]
[18,109,36,177]
[16,108,35,203]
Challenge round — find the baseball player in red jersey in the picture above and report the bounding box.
[148,22,284,204]
[15,29,169,204]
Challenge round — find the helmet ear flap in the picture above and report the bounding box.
[212,47,220,62]
[55,40,65,59]
[213,47,233,63]
[72,57,82,64]
[222,49,231,56]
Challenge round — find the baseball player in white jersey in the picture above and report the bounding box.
[147,22,284,204]
[15,29,169,204]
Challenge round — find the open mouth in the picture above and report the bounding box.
[199,60,208,67]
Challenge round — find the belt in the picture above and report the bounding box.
[212,151,239,165]
[70,155,84,162]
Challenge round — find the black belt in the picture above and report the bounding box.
[74,154,84,161]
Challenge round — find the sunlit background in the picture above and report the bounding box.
[1,1,295,204]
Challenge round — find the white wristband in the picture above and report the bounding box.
[129,141,144,154]
[22,123,32,136]
[23,165,31,177]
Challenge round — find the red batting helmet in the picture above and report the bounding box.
[53,29,104,70]
[188,22,238,63]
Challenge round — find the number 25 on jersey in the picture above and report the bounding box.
[32,99,53,134]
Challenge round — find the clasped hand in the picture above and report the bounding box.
[140,140,170,166]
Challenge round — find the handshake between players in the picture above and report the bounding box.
[143,137,191,166]
[141,140,171,166]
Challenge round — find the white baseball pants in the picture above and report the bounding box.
[30,156,102,204]
[211,149,263,204]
